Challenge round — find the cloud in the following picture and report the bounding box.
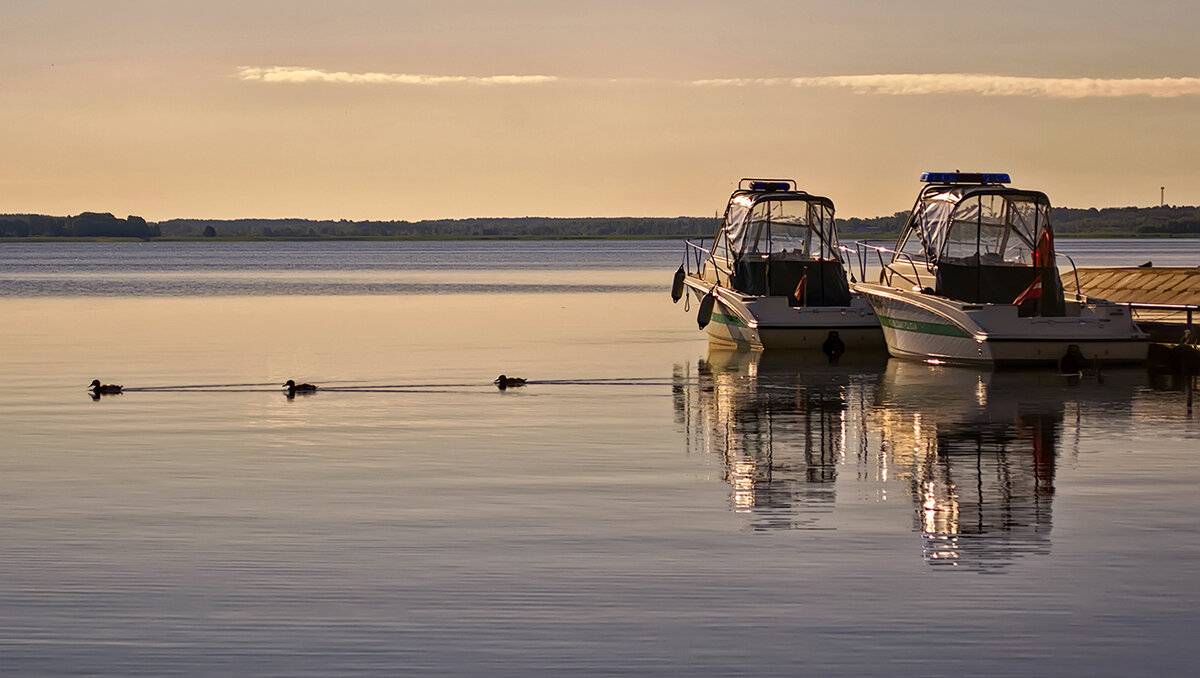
[691,73,1200,98]
[237,67,1200,98]
[236,66,557,86]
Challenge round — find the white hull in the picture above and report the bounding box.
[854,282,1148,367]
[686,275,884,351]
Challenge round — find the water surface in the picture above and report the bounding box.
[0,240,1197,676]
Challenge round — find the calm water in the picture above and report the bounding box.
[1,240,1197,676]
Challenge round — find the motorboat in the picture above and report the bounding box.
[853,172,1148,367]
[673,179,883,352]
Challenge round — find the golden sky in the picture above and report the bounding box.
[3,1,1199,220]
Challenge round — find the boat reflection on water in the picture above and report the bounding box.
[675,350,1151,569]
[876,362,1067,569]
[674,349,887,531]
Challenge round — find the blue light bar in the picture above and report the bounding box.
[748,181,792,191]
[921,172,1010,184]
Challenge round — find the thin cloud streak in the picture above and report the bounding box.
[237,66,557,86]
[237,67,1200,98]
[692,73,1200,98]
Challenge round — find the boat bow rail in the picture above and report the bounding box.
[855,241,929,290]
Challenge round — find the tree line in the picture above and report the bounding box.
[3,205,1199,239]
[1,213,159,239]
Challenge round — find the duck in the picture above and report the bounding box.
[88,379,123,395]
[494,374,527,390]
[284,379,318,396]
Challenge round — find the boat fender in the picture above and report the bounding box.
[697,291,716,329]
[671,265,686,303]
[822,331,846,364]
[1059,344,1087,374]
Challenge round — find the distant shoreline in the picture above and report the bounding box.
[3,233,1200,243]
[7,204,1200,240]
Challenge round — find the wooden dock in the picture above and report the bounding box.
[1062,267,1198,335]
[1062,266,1199,372]
[1062,267,1200,306]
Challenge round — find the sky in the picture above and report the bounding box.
[3,0,1199,221]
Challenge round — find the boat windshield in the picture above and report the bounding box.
[897,188,1051,266]
[724,194,839,261]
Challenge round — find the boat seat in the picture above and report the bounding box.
[936,262,1066,316]
[732,258,852,306]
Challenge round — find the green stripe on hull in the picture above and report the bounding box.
[878,314,970,338]
[712,312,748,328]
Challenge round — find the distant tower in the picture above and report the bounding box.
[1161,186,1165,207]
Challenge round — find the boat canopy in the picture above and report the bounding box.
[897,185,1052,267]
[706,180,851,306]
[721,190,839,262]
[893,177,1063,312]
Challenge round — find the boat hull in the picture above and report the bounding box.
[686,276,884,351]
[855,282,1148,367]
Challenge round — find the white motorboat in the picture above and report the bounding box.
[673,179,883,353]
[853,172,1148,368]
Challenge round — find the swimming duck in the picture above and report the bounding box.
[284,379,318,396]
[494,374,527,390]
[88,379,123,395]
